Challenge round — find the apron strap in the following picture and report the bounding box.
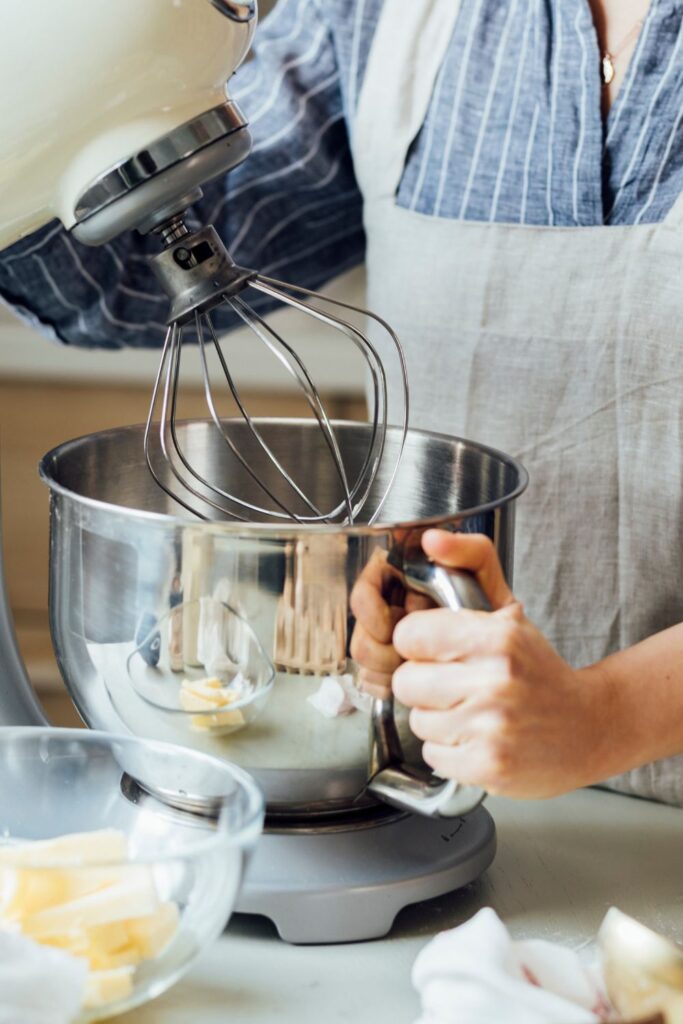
[352,0,462,203]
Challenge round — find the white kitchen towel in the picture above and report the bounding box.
[307,674,374,718]
[0,930,86,1024]
[412,908,611,1024]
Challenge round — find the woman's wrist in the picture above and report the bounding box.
[577,637,683,785]
[575,660,629,785]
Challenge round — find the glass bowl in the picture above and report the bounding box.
[0,727,264,1022]
[124,598,275,737]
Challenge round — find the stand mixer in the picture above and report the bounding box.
[0,0,528,942]
[1,0,408,526]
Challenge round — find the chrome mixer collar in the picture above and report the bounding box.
[70,101,253,246]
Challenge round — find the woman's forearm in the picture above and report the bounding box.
[584,622,683,781]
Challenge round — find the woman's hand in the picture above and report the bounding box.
[390,530,613,799]
[349,546,431,699]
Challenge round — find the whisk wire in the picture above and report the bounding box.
[166,323,250,521]
[205,311,330,522]
[257,275,410,525]
[194,312,314,522]
[146,223,409,525]
[144,324,212,520]
[251,278,388,520]
[230,295,355,523]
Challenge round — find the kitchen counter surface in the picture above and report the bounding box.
[123,786,682,1023]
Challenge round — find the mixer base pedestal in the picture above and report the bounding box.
[235,805,495,944]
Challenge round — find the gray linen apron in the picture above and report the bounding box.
[352,0,683,806]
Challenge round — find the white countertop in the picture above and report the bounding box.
[0,267,366,394]
[122,787,683,1023]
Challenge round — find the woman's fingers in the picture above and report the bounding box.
[350,576,396,644]
[351,534,519,726]
[349,549,406,643]
[421,530,515,610]
[410,705,468,745]
[349,546,420,691]
[393,657,508,709]
[421,740,498,791]
[350,615,405,674]
[409,703,505,745]
[357,667,392,699]
[394,602,524,662]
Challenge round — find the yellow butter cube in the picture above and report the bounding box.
[0,866,70,920]
[190,709,245,732]
[180,689,220,713]
[83,966,135,1009]
[0,830,127,868]
[126,902,179,959]
[22,869,160,939]
[0,829,180,1011]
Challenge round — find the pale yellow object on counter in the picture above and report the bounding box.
[180,675,246,732]
[0,829,179,1010]
[599,907,683,1023]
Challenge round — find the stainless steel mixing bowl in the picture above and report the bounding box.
[39,419,527,820]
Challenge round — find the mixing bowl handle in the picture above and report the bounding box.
[366,540,490,818]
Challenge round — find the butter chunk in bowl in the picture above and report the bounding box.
[180,675,247,734]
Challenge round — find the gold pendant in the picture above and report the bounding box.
[602,53,615,85]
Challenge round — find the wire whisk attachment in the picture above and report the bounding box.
[145,219,408,525]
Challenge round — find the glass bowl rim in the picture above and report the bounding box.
[0,726,264,868]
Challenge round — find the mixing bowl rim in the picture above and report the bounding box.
[38,417,529,532]
[0,726,264,866]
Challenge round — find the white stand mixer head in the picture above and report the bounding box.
[0,0,256,248]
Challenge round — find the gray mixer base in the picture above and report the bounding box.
[235,805,495,944]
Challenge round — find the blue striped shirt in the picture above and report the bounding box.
[1,0,682,348]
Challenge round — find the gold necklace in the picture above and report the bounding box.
[601,19,643,85]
